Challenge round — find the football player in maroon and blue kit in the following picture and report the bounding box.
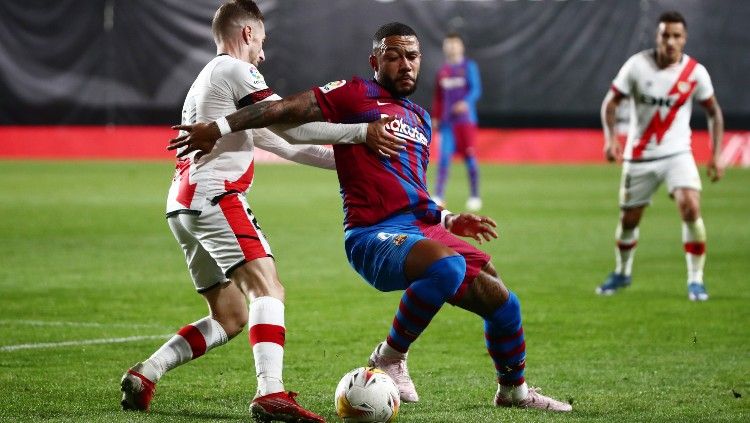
[169,22,571,412]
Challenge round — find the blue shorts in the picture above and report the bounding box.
[344,213,491,294]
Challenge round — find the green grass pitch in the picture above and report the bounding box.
[0,160,747,422]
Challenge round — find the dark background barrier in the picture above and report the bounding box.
[1,0,748,128]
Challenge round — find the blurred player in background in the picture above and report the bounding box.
[170,22,572,413]
[120,1,396,421]
[432,32,483,211]
[597,11,724,301]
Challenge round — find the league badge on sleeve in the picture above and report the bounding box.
[248,66,266,86]
[320,80,347,93]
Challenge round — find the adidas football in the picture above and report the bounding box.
[335,367,400,422]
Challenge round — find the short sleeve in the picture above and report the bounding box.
[611,55,636,96]
[221,61,276,108]
[312,79,362,123]
[692,64,715,102]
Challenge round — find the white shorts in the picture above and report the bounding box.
[167,193,273,292]
[619,152,702,208]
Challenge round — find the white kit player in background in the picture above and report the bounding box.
[119,2,399,422]
[597,11,725,301]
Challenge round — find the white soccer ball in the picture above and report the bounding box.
[335,367,400,422]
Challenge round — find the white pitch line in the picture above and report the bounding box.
[0,334,172,352]
[0,319,172,329]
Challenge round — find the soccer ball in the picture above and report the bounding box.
[335,367,400,422]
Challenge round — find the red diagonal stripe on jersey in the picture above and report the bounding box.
[224,160,255,193]
[249,323,286,346]
[177,324,207,358]
[175,158,197,208]
[632,58,698,159]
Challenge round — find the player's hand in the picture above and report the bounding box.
[366,115,406,158]
[706,157,724,182]
[445,213,498,244]
[604,142,622,163]
[168,122,222,158]
[451,101,469,115]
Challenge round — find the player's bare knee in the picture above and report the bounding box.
[620,208,643,229]
[457,270,509,317]
[230,260,285,300]
[678,200,700,221]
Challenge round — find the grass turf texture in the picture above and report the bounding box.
[0,160,747,422]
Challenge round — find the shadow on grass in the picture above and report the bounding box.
[150,410,244,421]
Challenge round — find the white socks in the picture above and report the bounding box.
[249,296,286,396]
[683,218,707,284]
[380,341,407,358]
[497,382,529,403]
[614,224,639,276]
[143,316,228,382]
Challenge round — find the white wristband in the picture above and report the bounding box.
[440,209,453,228]
[216,117,232,136]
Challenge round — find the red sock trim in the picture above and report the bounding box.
[249,323,286,347]
[485,327,524,344]
[488,341,526,360]
[397,301,429,328]
[177,324,207,358]
[391,317,419,341]
[684,242,706,255]
[616,240,637,250]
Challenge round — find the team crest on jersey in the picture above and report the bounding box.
[376,232,408,246]
[320,80,346,93]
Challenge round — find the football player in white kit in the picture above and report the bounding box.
[597,11,725,301]
[119,1,402,421]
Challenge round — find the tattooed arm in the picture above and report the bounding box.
[168,90,323,157]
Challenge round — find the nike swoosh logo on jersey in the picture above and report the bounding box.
[376,101,391,106]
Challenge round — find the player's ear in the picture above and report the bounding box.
[243,25,252,45]
[369,54,378,72]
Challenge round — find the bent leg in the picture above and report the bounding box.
[387,239,464,353]
[454,265,525,389]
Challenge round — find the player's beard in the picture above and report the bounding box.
[379,74,419,97]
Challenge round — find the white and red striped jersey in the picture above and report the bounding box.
[167,54,279,215]
[612,50,714,161]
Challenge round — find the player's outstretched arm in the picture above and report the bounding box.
[702,96,725,182]
[444,212,498,244]
[601,89,625,163]
[168,90,323,157]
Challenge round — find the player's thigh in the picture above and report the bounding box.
[665,153,702,197]
[452,122,478,158]
[192,193,274,279]
[619,160,662,208]
[344,215,428,292]
[168,214,228,293]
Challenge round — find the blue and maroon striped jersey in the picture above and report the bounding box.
[432,59,482,125]
[313,77,441,229]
